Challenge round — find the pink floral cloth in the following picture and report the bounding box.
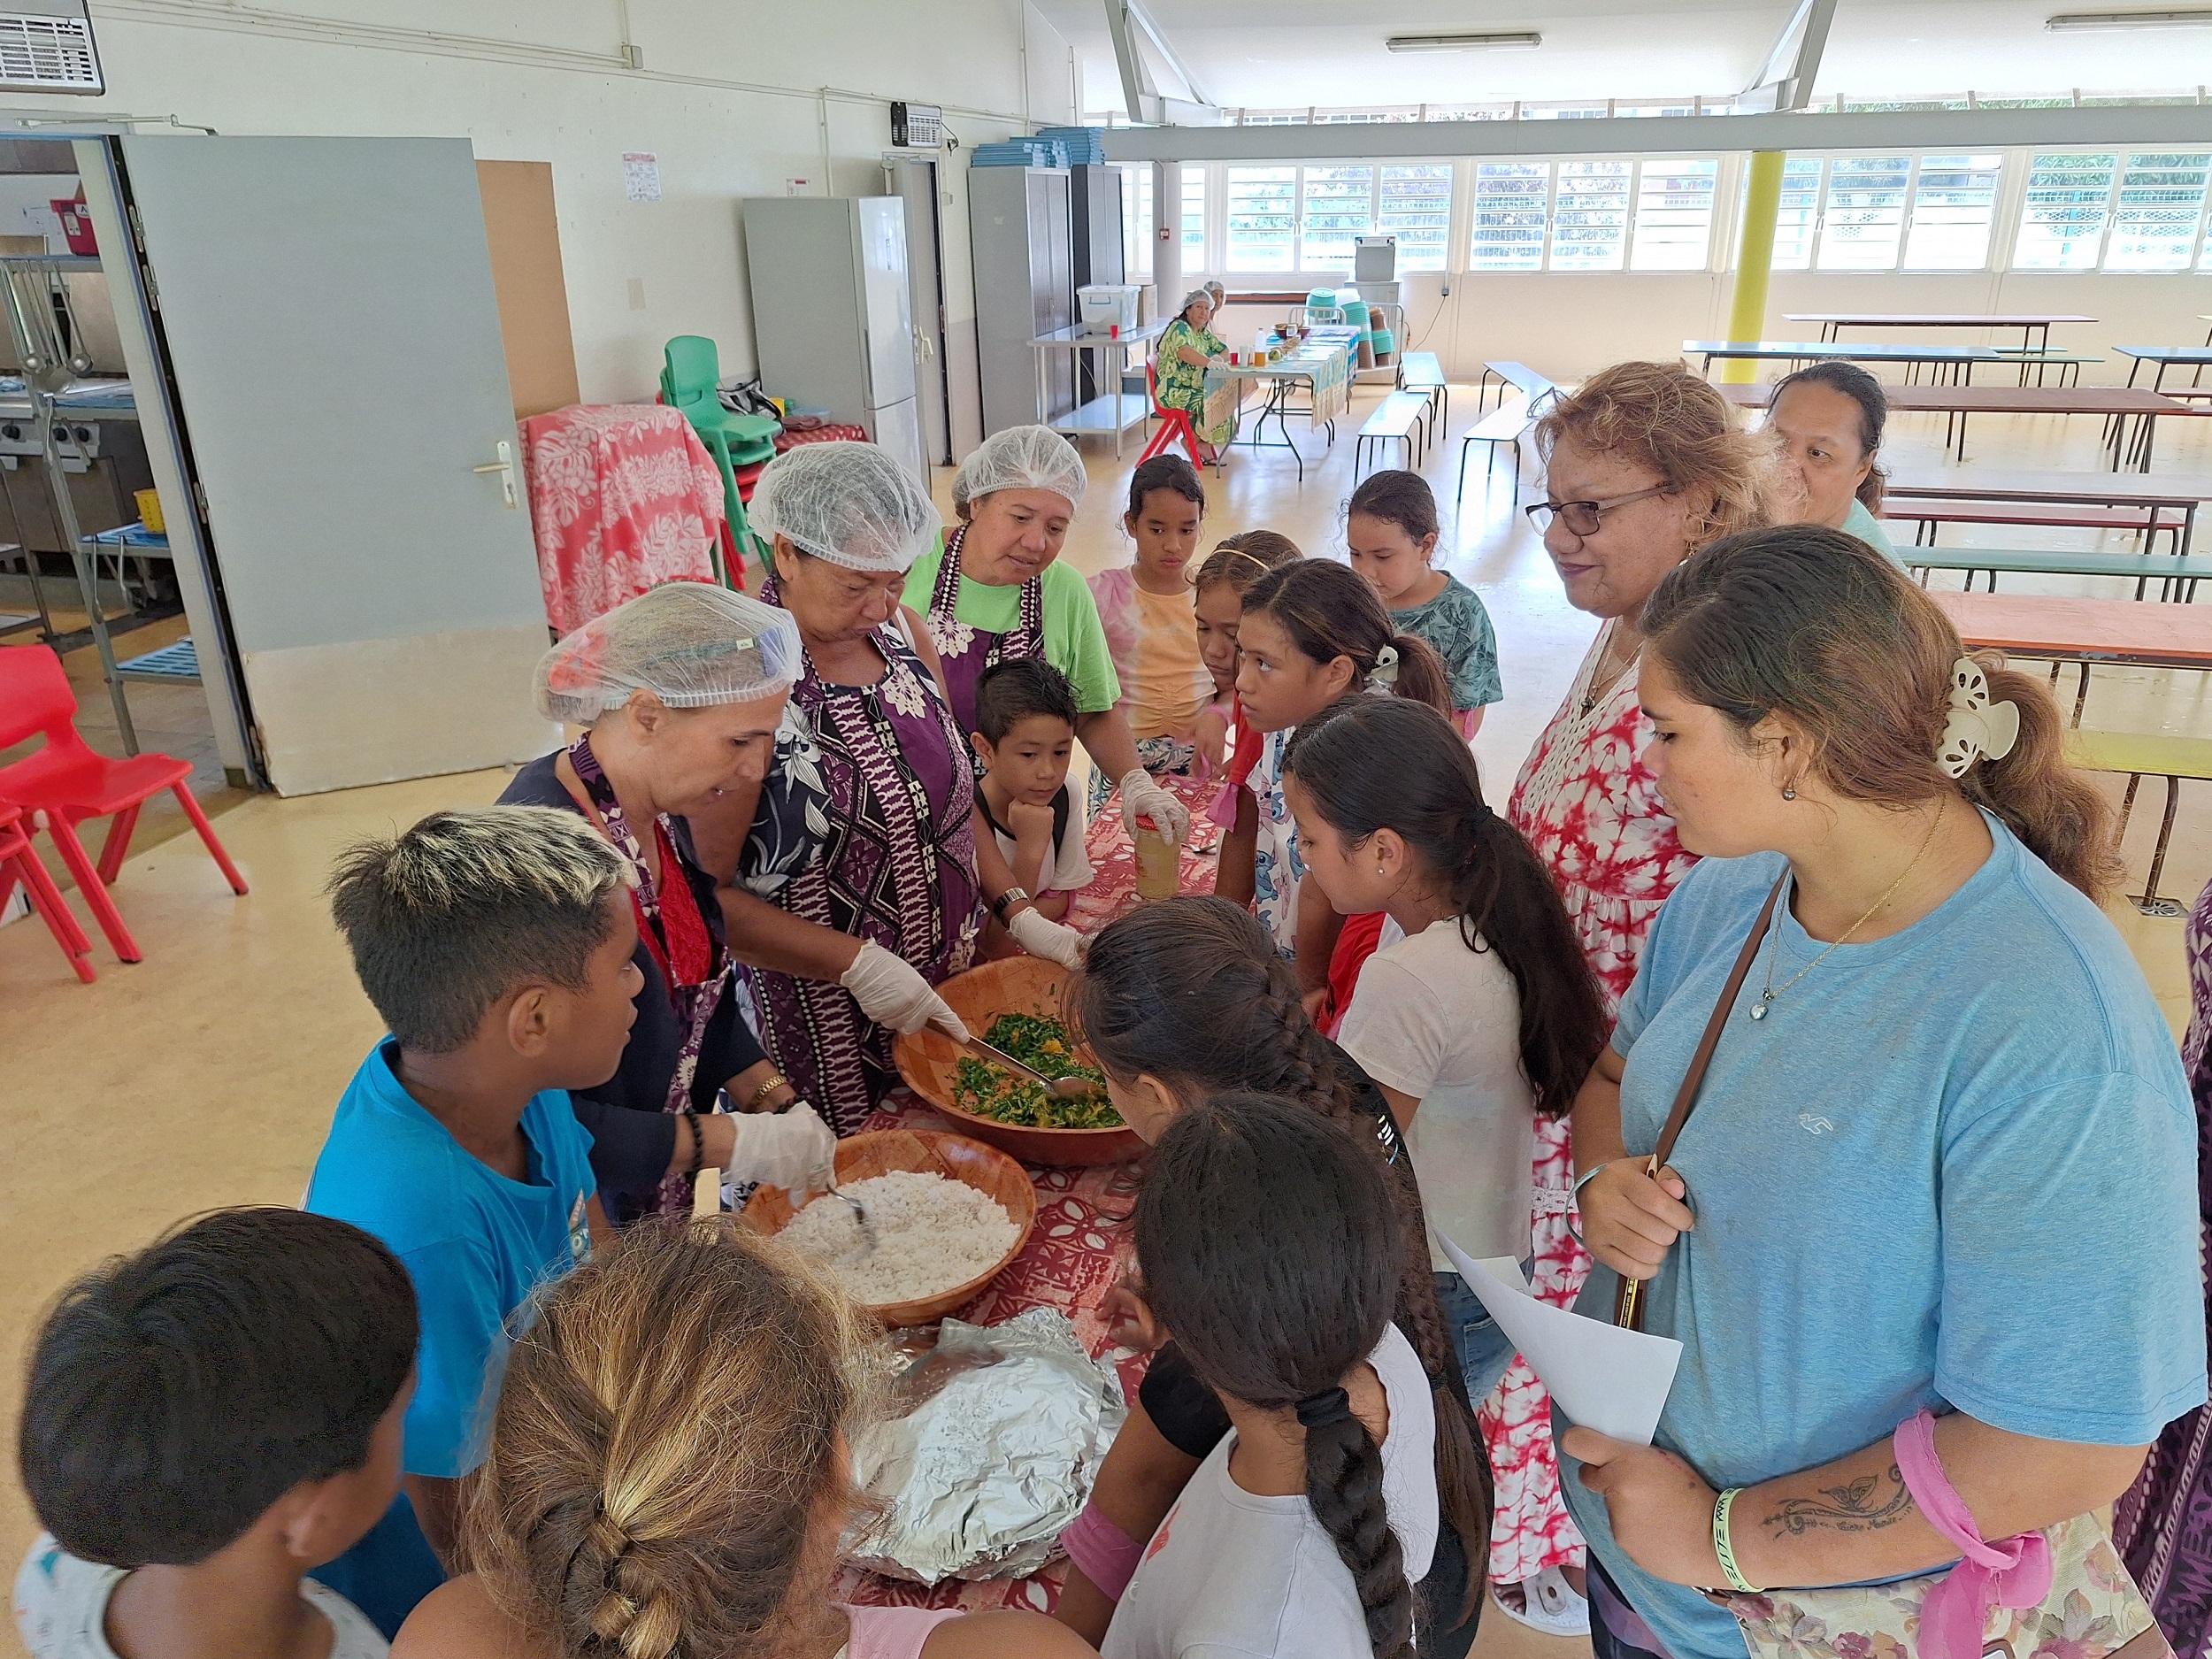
[519,404,725,634]
[1488,623,1698,1585]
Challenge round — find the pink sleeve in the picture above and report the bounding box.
[1087,567,1140,704]
[834,1605,964,1659]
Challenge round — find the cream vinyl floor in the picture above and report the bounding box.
[4,388,2210,1659]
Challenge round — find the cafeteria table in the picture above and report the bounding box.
[1929,588,2212,724]
[2118,346,2212,402]
[1030,319,1169,460]
[1686,339,2011,384]
[1720,381,2191,471]
[1784,312,2097,357]
[1199,326,1356,482]
[1883,467,2212,552]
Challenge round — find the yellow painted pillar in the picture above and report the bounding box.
[1720,150,1787,384]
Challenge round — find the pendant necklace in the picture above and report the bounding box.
[1748,800,1947,1021]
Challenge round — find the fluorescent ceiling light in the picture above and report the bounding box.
[1386,31,1542,51]
[2046,8,2212,26]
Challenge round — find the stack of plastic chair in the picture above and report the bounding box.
[1138,358,1202,467]
[0,802,95,982]
[660,336,782,580]
[0,644,247,965]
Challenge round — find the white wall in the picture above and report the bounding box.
[9,0,1079,406]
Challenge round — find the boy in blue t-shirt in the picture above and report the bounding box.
[304,805,642,1633]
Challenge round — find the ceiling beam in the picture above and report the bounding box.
[1103,0,1217,125]
[1099,102,2212,161]
[1737,0,1838,113]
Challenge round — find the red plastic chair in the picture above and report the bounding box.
[0,645,247,964]
[1138,358,1203,467]
[0,803,96,982]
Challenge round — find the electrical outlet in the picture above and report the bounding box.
[627,278,646,311]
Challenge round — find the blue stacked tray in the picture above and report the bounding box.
[972,139,1071,168]
[1034,126,1107,165]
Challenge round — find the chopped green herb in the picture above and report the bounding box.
[949,1013,1122,1130]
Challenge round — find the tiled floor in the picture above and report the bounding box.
[3,384,2208,1659]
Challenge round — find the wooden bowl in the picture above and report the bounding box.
[743,1128,1038,1327]
[891,956,1147,1167]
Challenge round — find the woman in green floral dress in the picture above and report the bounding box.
[1155,288,1231,456]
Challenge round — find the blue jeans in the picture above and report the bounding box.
[1433,1268,1522,1410]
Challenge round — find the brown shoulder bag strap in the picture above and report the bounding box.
[1613,869,1789,1331]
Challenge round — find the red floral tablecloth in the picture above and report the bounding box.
[1069,772,1223,932]
[833,1090,1147,1614]
[519,404,724,635]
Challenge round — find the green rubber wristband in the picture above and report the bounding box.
[1713,1487,1762,1594]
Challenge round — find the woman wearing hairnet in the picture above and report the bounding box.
[503,583,840,1220]
[1156,287,1232,456]
[743,442,1085,1131]
[902,425,1193,849]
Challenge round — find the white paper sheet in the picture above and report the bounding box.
[1436,1233,1684,1446]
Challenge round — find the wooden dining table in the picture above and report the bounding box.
[1784,312,2098,355]
[1929,588,2212,723]
[1884,467,2212,551]
[1719,381,2193,471]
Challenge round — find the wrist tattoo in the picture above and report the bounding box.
[1763,1463,1914,1537]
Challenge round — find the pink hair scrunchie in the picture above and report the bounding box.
[1893,1409,2054,1659]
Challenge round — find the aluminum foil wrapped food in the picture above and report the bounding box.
[845,1308,1125,1586]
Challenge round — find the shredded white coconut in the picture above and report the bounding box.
[781,1170,1020,1305]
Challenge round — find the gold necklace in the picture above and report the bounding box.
[1747,800,1947,1022]
[1580,628,1638,716]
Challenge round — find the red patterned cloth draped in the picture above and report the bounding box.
[519,404,725,634]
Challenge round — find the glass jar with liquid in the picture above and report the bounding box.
[1133,815,1179,902]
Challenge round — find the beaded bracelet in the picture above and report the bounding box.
[1713,1487,1762,1594]
[683,1110,704,1179]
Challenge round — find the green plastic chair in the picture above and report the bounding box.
[661,336,780,576]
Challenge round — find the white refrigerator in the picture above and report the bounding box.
[743,196,926,483]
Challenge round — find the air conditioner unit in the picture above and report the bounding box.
[0,0,100,95]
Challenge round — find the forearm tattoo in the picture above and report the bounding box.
[1763,1464,1916,1537]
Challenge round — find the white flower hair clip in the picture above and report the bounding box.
[1937,657,2020,779]
[1371,643,1401,687]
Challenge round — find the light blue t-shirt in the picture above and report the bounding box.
[304,1041,596,1479]
[1842,496,1903,566]
[1558,816,2204,1659]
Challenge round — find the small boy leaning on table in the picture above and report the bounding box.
[970,658,1097,957]
[302,805,643,1635]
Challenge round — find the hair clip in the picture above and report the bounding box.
[1937,657,2019,780]
[1371,643,1401,687]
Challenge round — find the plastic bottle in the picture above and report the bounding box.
[1133,814,1179,902]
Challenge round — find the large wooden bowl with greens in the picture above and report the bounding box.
[891,956,1146,1167]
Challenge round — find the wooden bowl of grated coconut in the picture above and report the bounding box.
[743,1127,1039,1326]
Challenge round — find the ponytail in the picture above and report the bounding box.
[1641,525,2122,904]
[1134,1094,1417,1659]
[1284,699,1610,1117]
[1072,896,1489,1628]
[1243,561,1453,718]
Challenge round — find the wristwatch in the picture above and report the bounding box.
[991,886,1032,922]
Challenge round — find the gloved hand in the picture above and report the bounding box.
[1008,904,1087,969]
[1119,768,1191,847]
[727,1101,837,1194]
[840,940,970,1042]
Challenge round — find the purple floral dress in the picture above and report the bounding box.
[2113,875,2212,1656]
[752,583,986,1133]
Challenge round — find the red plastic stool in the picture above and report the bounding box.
[0,645,248,964]
[0,803,96,983]
[1138,359,1203,468]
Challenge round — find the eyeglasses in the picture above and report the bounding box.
[1525,485,1672,538]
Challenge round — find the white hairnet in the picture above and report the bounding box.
[748,441,941,573]
[950,425,1087,517]
[534,581,803,724]
[1179,287,1213,316]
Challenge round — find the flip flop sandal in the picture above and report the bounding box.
[1491,1565,1592,1638]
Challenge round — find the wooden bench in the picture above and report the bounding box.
[1885,497,2189,554]
[1456,396,1532,506]
[2063,728,2212,914]
[1399,350,1448,439]
[1908,546,2212,602]
[1355,390,1432,477]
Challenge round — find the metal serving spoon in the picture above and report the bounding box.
[965,1035,1097,1100]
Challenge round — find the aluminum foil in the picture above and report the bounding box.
[844,1308,1125,1586]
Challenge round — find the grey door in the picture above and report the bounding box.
[114,135,555,795]
[887,157,951,466]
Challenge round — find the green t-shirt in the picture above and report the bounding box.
[904,537,1122,714]
[1842,496,1903,566]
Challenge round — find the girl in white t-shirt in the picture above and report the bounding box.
[1103,1091,1437,1659]
[1283,696,1609,1412]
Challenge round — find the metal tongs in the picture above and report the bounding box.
[965,1034,1096,1100]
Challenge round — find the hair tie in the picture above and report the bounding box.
[1294,1386,1354,1430]
[1370,643,1401,688]
[1937,657,2020,780]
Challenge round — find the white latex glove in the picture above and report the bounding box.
[1008,904,1087,969]
[1119,768,1191,847]
[727,1102,837,1194]
[840,940,969,1041]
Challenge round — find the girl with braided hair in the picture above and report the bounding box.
[389,1217,1095,1659]
[1102,1092,1435,1659]
[1051,896,1486,1659]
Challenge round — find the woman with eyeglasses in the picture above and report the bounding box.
[1480,360,1777,1638]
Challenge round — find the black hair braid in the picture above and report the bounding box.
[1305,1414,1417,1659]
